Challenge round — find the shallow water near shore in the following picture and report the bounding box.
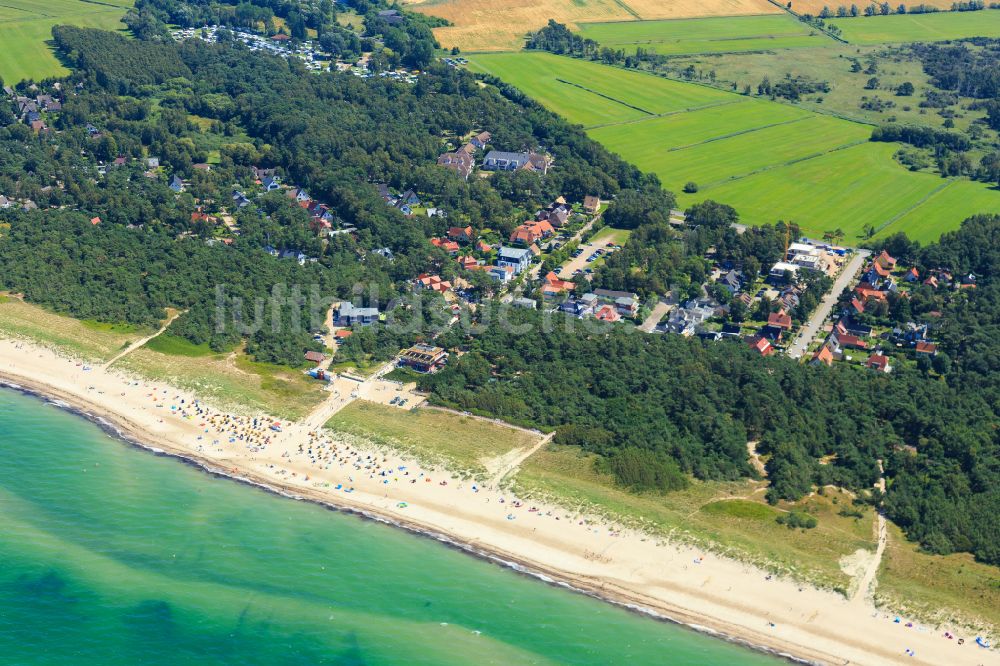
[0,387,785,665]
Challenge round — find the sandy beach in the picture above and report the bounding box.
[0,337,996,666]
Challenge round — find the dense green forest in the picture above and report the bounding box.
[422,215,1000,566]
[0,28,647,365]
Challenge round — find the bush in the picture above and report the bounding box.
[776,510,818,529]
[604,447,689,494]
[683,181,699,193]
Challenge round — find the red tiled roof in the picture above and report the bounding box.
[748,336,772,356]
[767,310,793,330]
[813,345,834,366]
[915,341,937,354]
[866,354,889,371]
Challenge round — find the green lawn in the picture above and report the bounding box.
[576,14,835,56]
[472,51,1000,243]
[468,51,731,129]
[0,0,132,83]
[828,9,1000,44]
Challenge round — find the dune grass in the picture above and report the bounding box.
[0,298,150,362]
[512,444,876,590]
[326,401,540,475]
[875,523,1000,632]
[118,346,326,420]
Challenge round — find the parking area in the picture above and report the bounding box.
[557,237,620,280]
[359,378,427,411]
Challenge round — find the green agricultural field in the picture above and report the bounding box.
[828,9,1000,44]
[0,0,133,84]
[471,51,1000,242]
[468,51,731,129]
[596,113,868,190]
[576,14,835,56]
[875,179,1000,244]
[588,98,810,153]
[683,142,962,240]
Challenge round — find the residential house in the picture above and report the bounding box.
[252,166,276,181]
[512,297,537,309]
[541,271,575,298]
[437,150,474,180]
[482,151,531,171]
[193,163,212,172]
[664,298,718,336]
[399,344,448,373]
[560,294,597,317]
[812,345,835,366]
[720,269,744,295]
[476,240,492,254]
[923,275,938,288]
[522,152,551,174]
[169,175,185,193]
[414,274,452,294]
[831,331,867,350]
[496,246,533,274]
[764,310,793,340]
[146,157,160,169]
[431,237,460,254]
[457,255,480,271]
[471,131,491,149]
[960,273,977,289]
[448,226,473,242]
[398,190,420,206]
[875,250,897,271]
[232,190,252,209]
[769,261,800,280]
[538,205,570,228]
[376,183,394,202]
[583,195,600,214]
[0,195,10,209]
[903,267,919,282]
[866,354,891,373]
[336,302,379,326]
[262,175,281,192]
[593,289,639,317]
[594,305,621,323]
[509,220,554,245]
[334,329,353,343]
[488,265,515,283]
[914,341,938,355]
[747,336,774,357]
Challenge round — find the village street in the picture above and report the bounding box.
[786,249,871,359]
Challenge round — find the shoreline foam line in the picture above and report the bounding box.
[0,377,811,666]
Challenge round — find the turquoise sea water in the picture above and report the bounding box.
[0,387,784,665]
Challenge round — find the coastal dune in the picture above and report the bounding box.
[0,337,994,666]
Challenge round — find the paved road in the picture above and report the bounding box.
[786,250,870,359]
[638,298,672,333]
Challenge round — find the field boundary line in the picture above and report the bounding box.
[608,0,641,21]
[554,77,655,116]
[699,138,868,189]
[574,13,787,27]
[665,116,811,151]
[869,179,956,237]
[584,99,742,130]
